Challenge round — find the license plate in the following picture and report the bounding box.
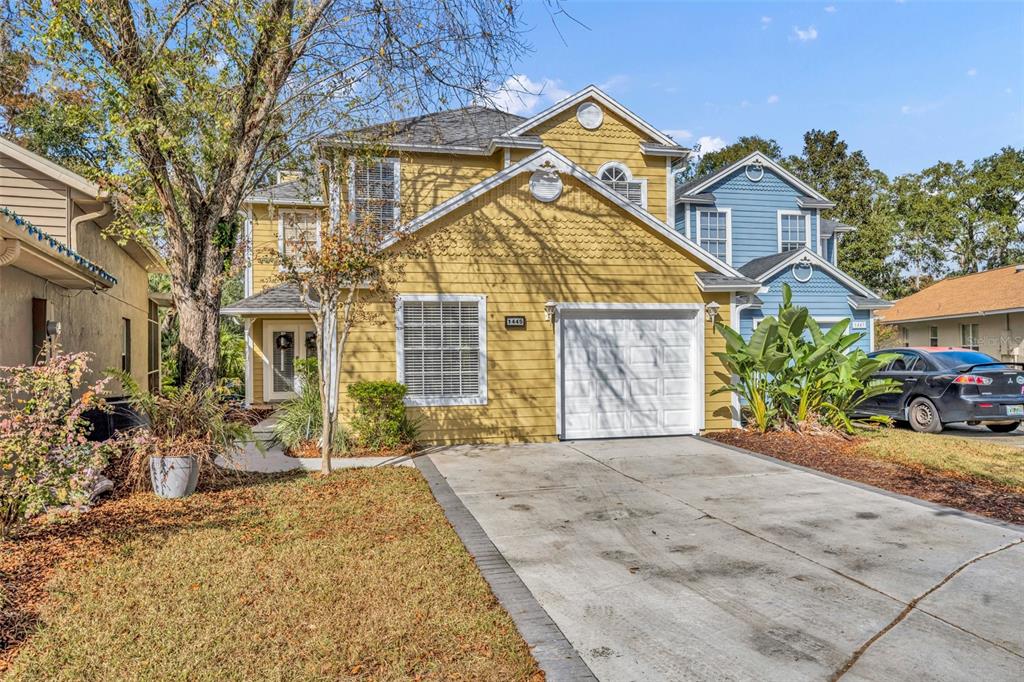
[1007,405,1024,417]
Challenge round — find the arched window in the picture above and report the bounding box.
[597,162,646,207]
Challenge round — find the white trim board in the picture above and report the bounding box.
[504,85,677,146]
[383,146,745,279]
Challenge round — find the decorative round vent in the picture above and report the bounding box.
[745,159,765,182]
[529,169,563,203]
[576,102,604,130]
[792,260,813,283]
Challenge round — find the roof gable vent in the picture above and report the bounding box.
[529,168,563,203]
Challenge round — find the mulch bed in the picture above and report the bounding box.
[707,429,1024,526]
[225,405,275,426]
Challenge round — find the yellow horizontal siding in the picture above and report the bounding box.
[332,172,730,444]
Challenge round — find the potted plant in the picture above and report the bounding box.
[116,374,251,498]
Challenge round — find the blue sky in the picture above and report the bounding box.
[487,1,1024,176]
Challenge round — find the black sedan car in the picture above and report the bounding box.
[858,347,1024,433]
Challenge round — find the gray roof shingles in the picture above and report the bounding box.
[333,106,532,149]
[738,251,800,280]
[695,272,760,289]
[248,175,323,205]
[221,283,313,314]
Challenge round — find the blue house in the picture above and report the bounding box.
[675,151,891,352]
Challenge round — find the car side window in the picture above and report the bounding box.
[897,351,923,372]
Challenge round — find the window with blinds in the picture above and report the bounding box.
[280,211,319,258]
[352,159,399,229]
[599,164,645,207]
[399,296,486,405]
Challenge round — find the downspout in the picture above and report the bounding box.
[0,238,22,266]
[70,203,111,248]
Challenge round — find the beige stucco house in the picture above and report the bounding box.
[878,264,1024,361]
[0,136,165,391]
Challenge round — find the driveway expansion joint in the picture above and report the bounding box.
[415,455,597,682]
[830,537,1024,680]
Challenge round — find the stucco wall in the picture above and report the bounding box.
[886,313,1024,361]
[0,218,151,393]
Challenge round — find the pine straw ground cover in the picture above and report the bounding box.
[707,428,1024,525]
[1,469,541,681]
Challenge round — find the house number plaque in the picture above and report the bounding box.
[505,316,527,329]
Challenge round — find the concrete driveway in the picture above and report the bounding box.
[428,437,1024,681]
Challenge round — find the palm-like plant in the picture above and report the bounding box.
[714,284,900,434]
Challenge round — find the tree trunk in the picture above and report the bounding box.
[317,303,339,474]
[174,286,221,388]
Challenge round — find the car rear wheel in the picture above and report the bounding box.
[986,422,1021,433]
[908,397,943,433]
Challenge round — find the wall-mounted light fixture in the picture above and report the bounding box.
[544,301,557,322]
[705,301,721,325]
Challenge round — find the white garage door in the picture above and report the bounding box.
[559,307,702,439]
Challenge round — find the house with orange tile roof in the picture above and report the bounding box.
[877,264,1024,361]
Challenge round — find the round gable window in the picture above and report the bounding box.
[530,169,563,203]
[792,260,813,283]
[576,102,604,130]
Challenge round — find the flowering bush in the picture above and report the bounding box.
[0,353,116,539]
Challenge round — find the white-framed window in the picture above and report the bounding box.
[778,210,810,252]
[697,208,731,262]
[396,294,487,406]
[960,323,980,351]
[278,210,320,258]
[929,325,939,346]
[349,158,400,229]
[597,161,647,208]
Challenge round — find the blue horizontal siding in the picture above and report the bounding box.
[677,168,819,268]
[739,263,872,353]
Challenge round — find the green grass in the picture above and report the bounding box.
[858,428,1024,491]
[4,470,540,681]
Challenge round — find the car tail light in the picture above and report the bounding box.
[954,374,993,385]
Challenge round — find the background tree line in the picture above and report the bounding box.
[680,133,1024,299]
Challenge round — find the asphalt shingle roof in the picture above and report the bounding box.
[334,106,534,149]
[220,284,313,314]
[738,251,799,280]
[695,272,760,289]
[880,264,1024,323]
[849,295,892,309]
[248,176,323,205]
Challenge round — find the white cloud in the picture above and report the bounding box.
[966,68,977,77]
[598,75,629,92]
[792,25,819,42]
[695,136,727,156]
[761,16,772,29]
[480,74,570,115]
[662,129,693,141]
[766,94,780,105]
[824,5,837,13]
[740,100,751,108]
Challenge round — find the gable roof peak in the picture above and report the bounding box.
[675,150,835,207]
[504,85,677,146]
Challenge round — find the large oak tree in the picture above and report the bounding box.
[23,0,531,385]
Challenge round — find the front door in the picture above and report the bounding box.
[264,322,316,401]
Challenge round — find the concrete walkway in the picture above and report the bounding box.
[428,437,1024,681]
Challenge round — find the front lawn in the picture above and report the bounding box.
[1,469,541,680]
[708,427,1024,524]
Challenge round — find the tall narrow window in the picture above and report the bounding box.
[598,163,645,207]
[960,323,980,351]
[122,318,132,372]
[398,295,486,406]
[279,211,319,258]
[929,325,939,347]
[351,159,400,229]
[779,212,809,252]
[697,209,729,261]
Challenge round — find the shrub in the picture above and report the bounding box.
[114,372,252,491]
[714,284,900,434]
[272,359,347,453]
[347,380,415,450]
[0,353,116,538]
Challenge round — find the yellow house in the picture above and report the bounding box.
[0,136,165,393]
[222,86,761,443]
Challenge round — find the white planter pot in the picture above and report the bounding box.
[150,456,199,499]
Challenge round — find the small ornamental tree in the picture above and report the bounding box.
[271,162,412,472]
[0,353,116,538]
